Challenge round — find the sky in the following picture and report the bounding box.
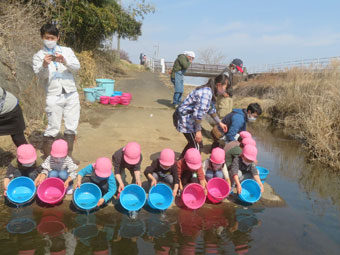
[116,0,340,68]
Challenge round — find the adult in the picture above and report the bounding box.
[216,58,245,117]
[0,87,27,147]
[170,51,195,107]
[33,24,81,163]
[211,103,262,149]
[173,73,229,158]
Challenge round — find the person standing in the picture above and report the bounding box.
[170,51,195,107]
[173,74,228,158]
[0,87,27,147]
[33,24,81,163]
[216,58,245,117]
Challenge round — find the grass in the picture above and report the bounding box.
[235,62,340,170]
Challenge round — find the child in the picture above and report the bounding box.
[224,130,252,152]
[112,142,142,192]
[39,139,78,194]
[3,144,42,196]
[144,148,179,197]
[226,137,256,169]
[32,24,81,163]
[203,147,231,186]
[177,148,206,194]
[230,145,264,194]
[75,157,117,207]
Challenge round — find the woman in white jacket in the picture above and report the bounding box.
[33,24,81,164]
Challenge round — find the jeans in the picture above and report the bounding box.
[171,71,184,105]
[48,169,69,181]
[205,169,224,181]
[152,172,174,187]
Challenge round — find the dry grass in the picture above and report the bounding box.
[236,62,340,170]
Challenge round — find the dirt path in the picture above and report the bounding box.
[75,71,192,182]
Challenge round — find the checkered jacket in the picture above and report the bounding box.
[177,87,216,133]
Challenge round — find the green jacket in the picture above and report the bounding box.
[226,146,242,169]
[171,54,191,79]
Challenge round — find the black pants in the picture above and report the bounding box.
[82,176,109,195]
[180,132,203,159]
[181,170,199,186]
[11,132,27,147]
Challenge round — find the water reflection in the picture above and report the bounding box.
[3,205,265,254]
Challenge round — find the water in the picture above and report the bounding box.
[1,124,340,254]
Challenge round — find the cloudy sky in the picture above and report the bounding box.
[117,0,340,68]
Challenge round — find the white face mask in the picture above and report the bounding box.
[22,162,34,167]
[211,162,223,171]
[242,159,251,166]
[231,68,237,74]
[248,114,257,122]
[160,164,171,171]
[43,39,57,49]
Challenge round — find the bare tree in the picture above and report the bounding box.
[197,48,227,65]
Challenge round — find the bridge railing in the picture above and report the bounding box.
[248,56,340,74]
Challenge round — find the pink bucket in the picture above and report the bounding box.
[109,96,121,105]
[120,99,131,106]
[100,96,109,104]
[122,93,132,100]
[207,177,230,203]
[182,183,206,210]
[37,177,66,204]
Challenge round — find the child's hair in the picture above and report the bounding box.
[40,24,59,37]
[247,103,262,115]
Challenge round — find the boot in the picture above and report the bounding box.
[42,136,55,159]
[64,133,80,165]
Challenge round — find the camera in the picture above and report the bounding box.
[51,55,57,61]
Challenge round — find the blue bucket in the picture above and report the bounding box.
[96,79,115,97]
[112,91,123,97]
[256,166,269,183]
[73,183,102,210]
[83,88,96,102]
[120,184,146,212]
[7,218,36,234]
[148,183,173,210]
[94,87,106,100]
[7,177,36,204]
[239,179,261,204]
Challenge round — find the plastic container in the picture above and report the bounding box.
[207,177,230,203]
[121,93,132,100]
[109,96,121,105]
[112,91,123,97]
[182,183,206,210]
[256,166,269,183]
[120,184,146,212]
[74,224,99,240]
[73,183,102,210]
[37,178,66,204]
[96,79,115,97]
[7,177,36,204]
[239,179,261,203]
[83,88,96,102]
[94,87,106,100]
[100,96,110,105]
[120,99,131,106]
[148,183,174,210]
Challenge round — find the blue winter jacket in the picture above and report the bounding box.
[221,109,248,142]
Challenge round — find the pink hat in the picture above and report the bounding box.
[241,137,256,147]
[239,131,252,139]
[94,157,112,178]
[17,144,37,164]
[51,139,68,158]
[123,142,141,165]
[184,148,202,170]
[18,250,36,255]
[242,145,257,162]
[210,147,225,165]
[159,148,175,166]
